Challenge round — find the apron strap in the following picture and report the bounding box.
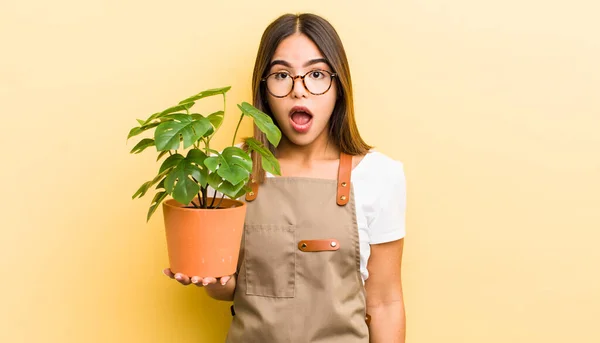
[245,152,353,205]
[245,176,259,202]
[337,152,352,206]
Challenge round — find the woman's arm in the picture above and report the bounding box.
[365,239,406,343]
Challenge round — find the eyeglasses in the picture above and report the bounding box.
[261,69,337,98]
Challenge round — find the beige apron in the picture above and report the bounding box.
[226,153,370,343]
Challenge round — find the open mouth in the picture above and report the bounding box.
[289,106,313,133]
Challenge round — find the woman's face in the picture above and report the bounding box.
[265,33,337,148]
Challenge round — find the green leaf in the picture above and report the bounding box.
[132,181,151,200]
[217,180,247,199]
[186,149,208,166]
[186,149,209,188]
[147,191,168,222]
[238,102,282,147]
[245,137,281,176]
[154,114,212,151]
[130,138,155,154]
[173,174,200,205]
[222,146,252,172]
[132,168,173,199]
[217,147,251,185]
[207,172,223,191]
[159,153,185,173]
[156,178,165,190]
[204,156,219,172]
[191,113,214,137]
[136,119,145,125]
[141,112,160,126]
[128,127,143,140]
[162,151,210,204]
[207,110,224,131]
[218,164,249,186]
[156,150,170,161]
[160,103,195,117]
[142,101,195,126]
[165,163,201,205]
[178,87,231,105]
[200,147,251,186]
[127,120,165,139]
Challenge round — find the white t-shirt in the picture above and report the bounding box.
[266,150,407,282]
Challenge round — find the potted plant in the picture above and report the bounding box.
[127,86,281,278]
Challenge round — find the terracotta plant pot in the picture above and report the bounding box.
[162,198,246,278]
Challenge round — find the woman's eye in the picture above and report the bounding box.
[310,71,324,79]
[274,72,289,80]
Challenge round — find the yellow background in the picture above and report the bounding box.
[2,1,599,342]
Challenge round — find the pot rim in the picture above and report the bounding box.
[163,197,246,212]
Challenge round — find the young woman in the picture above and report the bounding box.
[164,13,406,342]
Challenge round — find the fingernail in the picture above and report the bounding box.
[221,281,226,285]
[202,281,208,286]
[191,277,198,283]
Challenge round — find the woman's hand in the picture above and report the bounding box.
[163,268,237,301]
[163,268,233,286]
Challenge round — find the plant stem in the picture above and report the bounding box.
[190,177,203,208]
[210,188,218,208]
[215,194,226,209]
[196,191,203,208]
[232,114,243,146]
[201,186,208,209]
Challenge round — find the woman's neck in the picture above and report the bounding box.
[275,133,340,166]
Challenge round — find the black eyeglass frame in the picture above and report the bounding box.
[261,69,338,98]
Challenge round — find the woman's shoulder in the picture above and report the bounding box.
[354,150,404,177]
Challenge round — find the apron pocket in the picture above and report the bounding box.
[244,224,296,298]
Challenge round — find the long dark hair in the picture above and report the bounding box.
[248,13,372,182]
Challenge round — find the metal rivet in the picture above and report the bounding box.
[330,241,337,247]
[248,192,255,196]
[340,195,346,201]
[341,182,347,187]
[301,243,307,249]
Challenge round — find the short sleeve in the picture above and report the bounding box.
[368,161,407,244]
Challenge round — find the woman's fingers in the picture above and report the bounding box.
[190,276,204,286]
[163,268,175,279]
[174,273,192,285]
[220,275,231,285]
[202,277,218,286]
[164,269,232,287]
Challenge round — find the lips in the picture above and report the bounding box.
[289,106,313,133]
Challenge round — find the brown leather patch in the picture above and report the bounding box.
[245,178,259,202]
[337,153,352,206]
[298,239,340,252]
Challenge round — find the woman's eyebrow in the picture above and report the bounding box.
[303,58,329,67]
[269,58,329,69]
[269,60,292,68]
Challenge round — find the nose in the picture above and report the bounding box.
[290,75,308,99]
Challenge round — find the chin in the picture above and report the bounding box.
[286,134,317,147]
[280,122,329,147]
